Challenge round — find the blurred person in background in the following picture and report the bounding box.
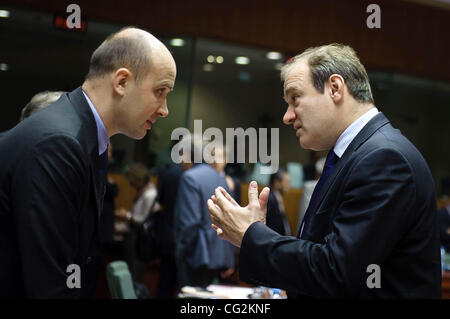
[210,145,239,202]
[297,156,325,233]
[155,138,195,299]
[302,151,321,181]
[115,163,158,282]
[0,90,64,138]
[174,142,236,290]
[19,91,65,122]
[266,169,291,236]
[438,177,450,253]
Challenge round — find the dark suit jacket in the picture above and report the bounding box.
[100,181,119,247]
[0,87,103,298]
[174,164,236,287]
[157,163,184,259]
[266,191,289,236]
[239,113,441,298]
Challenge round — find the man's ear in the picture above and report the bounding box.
[328,74,345,103]
[113,68,133,97]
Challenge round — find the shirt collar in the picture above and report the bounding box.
[333,107,379,158]
[82,90,109,155]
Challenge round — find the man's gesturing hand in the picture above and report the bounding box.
[207,181,270,247]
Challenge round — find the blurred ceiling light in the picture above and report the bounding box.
[0,10,10,18]
[235,56,250,65]
[274,62,284,71]
[170,38,185,47]
[202,64,214,72]
[216,56,224,64]
[266,51,282,60]
[0,63,8,71]
[207,55,215,63]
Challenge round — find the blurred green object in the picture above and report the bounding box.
[106,261,137,299]
[444,253,450,269]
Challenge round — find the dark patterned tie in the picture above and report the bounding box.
[299,150,338,239]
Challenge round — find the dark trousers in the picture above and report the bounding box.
[123,226,148,282]
[157,254,178,299]
[176,262,220,290]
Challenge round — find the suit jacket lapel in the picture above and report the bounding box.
[306,113,391,219]
[67,87,102,232]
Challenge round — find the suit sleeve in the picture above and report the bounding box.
[174,173,210,268]
[239,148,416,297]
[11,135,88,298]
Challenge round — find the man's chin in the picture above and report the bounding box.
[125,130,147,140]
[299,138,314,150]
[299,137,307,149]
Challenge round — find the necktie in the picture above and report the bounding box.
[299,150,338,239]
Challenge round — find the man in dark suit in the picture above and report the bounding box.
[156,163,184,298]
[266,169,291,236]
[0,27,176,298]
[208,44,441,298]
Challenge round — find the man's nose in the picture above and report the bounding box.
[283,105,295,125]
[158,101,169,118]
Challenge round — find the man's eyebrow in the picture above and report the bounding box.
[158,81,175,91]
[283,86,301,99]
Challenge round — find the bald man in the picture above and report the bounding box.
[0,27,176,298]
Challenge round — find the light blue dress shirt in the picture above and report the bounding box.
[82,90,109,155]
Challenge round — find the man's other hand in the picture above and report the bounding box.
[207,181,270,247]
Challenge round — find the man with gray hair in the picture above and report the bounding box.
[208,44,440,298]
[0,27,176,298]
[20,91,65,122]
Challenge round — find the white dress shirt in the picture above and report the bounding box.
[333,107,379,158]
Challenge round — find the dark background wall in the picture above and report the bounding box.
[2,0,449,82]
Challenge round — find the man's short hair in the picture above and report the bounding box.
[85,27,152,82]
[281,44,374,104]
[270,168,287,187]
[20,91,64,121]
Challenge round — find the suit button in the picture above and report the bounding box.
[87,256,92,263]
